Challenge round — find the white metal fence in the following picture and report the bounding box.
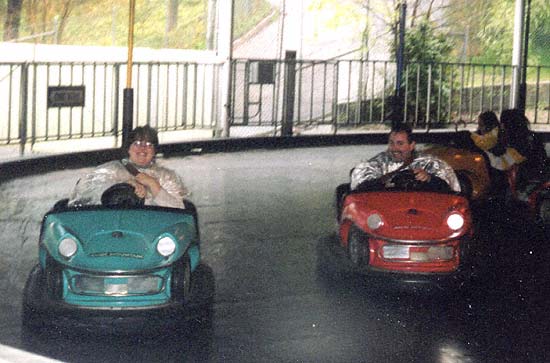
[1,57,548,158]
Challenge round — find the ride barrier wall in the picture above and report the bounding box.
[1,132,549,185]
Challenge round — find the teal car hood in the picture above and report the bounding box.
[40,208,196,272]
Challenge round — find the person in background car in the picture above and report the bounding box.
[470,110,525,172]
[499,109,548,198]
[68,125,189,208]
[470,110,524,196]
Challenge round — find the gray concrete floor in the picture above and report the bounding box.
[0,145,548,362]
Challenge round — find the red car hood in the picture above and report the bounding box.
[342,191,471,241]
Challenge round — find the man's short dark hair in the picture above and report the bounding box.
[390,123,413,143]
[128,125,159,149]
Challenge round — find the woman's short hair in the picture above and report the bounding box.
[128,125,159,148]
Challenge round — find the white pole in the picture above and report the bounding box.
[299,0,303,59]
[219,0,235,138]
[206,0,217,50]
[510,0,524,109]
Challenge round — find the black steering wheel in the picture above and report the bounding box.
[385,169,452,192]
[386,169,423,190]
[101,183,145,208]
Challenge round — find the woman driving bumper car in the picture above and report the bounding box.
[69,125,189,209]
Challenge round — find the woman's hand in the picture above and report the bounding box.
[127,179,148,199]
[135,173,162,197]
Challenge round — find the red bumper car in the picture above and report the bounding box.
[335,170,474,288]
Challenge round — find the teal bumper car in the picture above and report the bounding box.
[22,183,206,333]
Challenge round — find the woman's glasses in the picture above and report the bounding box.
[132,140,154,149]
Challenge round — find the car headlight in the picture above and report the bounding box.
[157,236,177,257]
[59,237,78,258]
[367,213,383,230]
[446,213,465,230]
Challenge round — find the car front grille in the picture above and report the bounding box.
[70,274,164,296]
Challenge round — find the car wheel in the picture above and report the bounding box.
[335,183,351,221]
[537,196,550,226]
[348,226,369,268]
[22,265,47,334]
[456,173,473,198]
[45,256,63,300]
[171,255,191,304]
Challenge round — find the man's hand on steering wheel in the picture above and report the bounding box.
[412,168,432,182]
[379,168,451,192]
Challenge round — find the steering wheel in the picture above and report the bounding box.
[385,169,423,190]
[386,169,453,193]
[101,183,145,208]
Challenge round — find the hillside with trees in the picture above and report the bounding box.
[309,0,550,66]
[1,0,273,49]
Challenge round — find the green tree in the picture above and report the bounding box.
[309,0,449,59]
[3,0,23,41]
[393,20,454,126]
[445,0,550,65]
[310,0,455,124]
[394,20,452,64]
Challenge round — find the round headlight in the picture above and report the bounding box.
[367,213,383,230]
[59,237,78,258]
[447,213,465,230]
[157,236,177,257]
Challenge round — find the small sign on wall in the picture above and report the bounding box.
[249,61,275,84]
[47,86,85,108]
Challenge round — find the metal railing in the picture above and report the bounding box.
[1,58,548,157]
[231,58,550,135]
[0,61,222,152]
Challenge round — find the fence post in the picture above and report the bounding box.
[393,2,407,128]
[281,50,296,137]
[113,64,121,144]
[518,0,531,112]
[510,0,525,109]
[18,64,28,156]
[122,88,134,148]
[218,0,235,138]
[395,2,406,98]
